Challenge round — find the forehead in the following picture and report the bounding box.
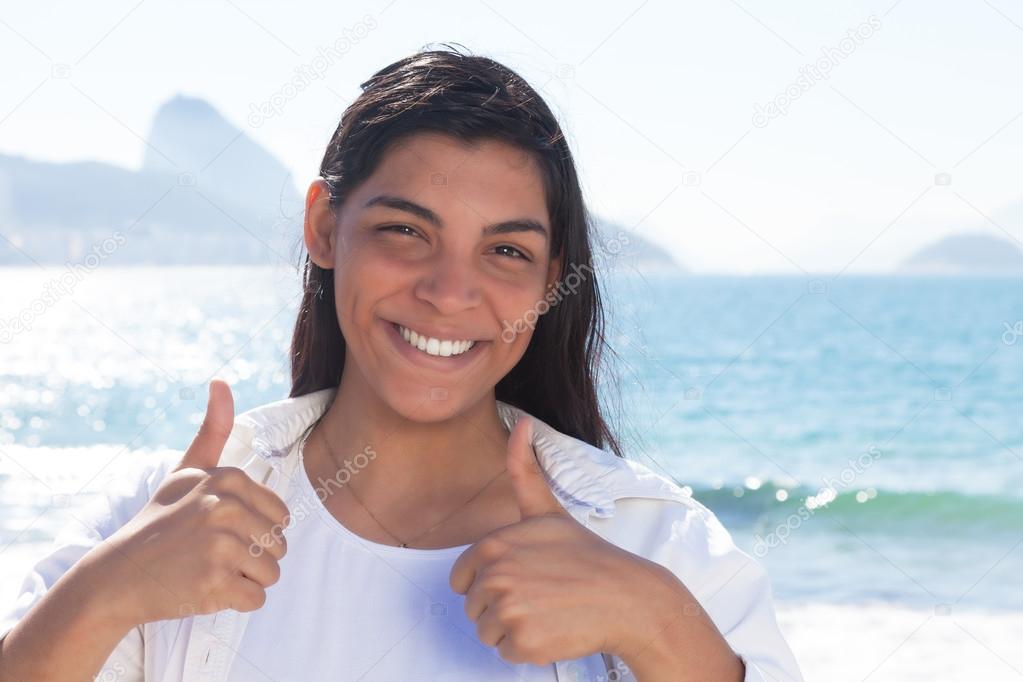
[353,132,548,220]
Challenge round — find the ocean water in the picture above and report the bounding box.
[604,273,1023,614]
[1,265,1021,679]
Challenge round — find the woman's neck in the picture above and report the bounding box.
[314,364,512,505]
[299,365,523,548]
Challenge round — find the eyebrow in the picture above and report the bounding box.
[363,194,549,241]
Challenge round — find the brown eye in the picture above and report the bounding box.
[494,245,530,261]
[378,224,420,238]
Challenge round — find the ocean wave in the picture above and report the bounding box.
[687,482,1023,534]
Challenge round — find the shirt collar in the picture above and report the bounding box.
[232,388,689,521]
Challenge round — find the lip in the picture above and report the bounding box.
[388,319,486,343]
[381,317,489,372]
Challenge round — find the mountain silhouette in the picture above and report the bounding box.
[0,95,682,269]
[901,232,1023,274]
[0,95,301,265]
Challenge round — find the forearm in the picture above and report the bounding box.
[616,563,745,682]
[621,609,744,682]
[0,550,136,681]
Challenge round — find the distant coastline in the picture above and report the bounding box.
[899,232,1023,275]
[0,94,682,272]
[3,96,1021,275]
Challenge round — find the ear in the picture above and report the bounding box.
[303,179,337,270]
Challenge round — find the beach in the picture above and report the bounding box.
[2,265,1020,680]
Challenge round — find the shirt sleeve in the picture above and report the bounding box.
[0,451,181,680]
[588,496,805,682]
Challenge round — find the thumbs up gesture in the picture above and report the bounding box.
[449,417,698,669]
[90,379,291,629]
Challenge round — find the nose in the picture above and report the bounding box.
[413,250,483,315]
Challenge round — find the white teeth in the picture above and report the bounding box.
[396,324,476,358]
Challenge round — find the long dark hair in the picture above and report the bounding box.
[289,44,624,459]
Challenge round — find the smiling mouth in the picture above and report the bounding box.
[388,321,481,359]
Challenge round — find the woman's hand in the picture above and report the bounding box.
[86,379,291,629]
[449,417,744,680]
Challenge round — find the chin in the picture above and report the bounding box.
[379,383,475,423]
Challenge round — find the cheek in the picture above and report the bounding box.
[495,287,551,345]
[344,243,421,284]
[331,261,373,336]
[334,249,405,302]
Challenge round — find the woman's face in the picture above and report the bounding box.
[307,131,562,422]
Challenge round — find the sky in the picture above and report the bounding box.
[1,0,1021,274]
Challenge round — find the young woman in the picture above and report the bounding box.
[0,48,804,681]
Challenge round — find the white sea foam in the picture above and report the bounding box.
[778,601,1023,681]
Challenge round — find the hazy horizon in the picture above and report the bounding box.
[2,1,1022,274]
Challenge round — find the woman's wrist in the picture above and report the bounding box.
[72,540,150,633]
[0,547,140,681]
[611,559,745,681]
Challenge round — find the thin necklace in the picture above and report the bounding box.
[314,426,507,549]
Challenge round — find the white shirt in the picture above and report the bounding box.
[1,389,805,681]
[225,436,558,681]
